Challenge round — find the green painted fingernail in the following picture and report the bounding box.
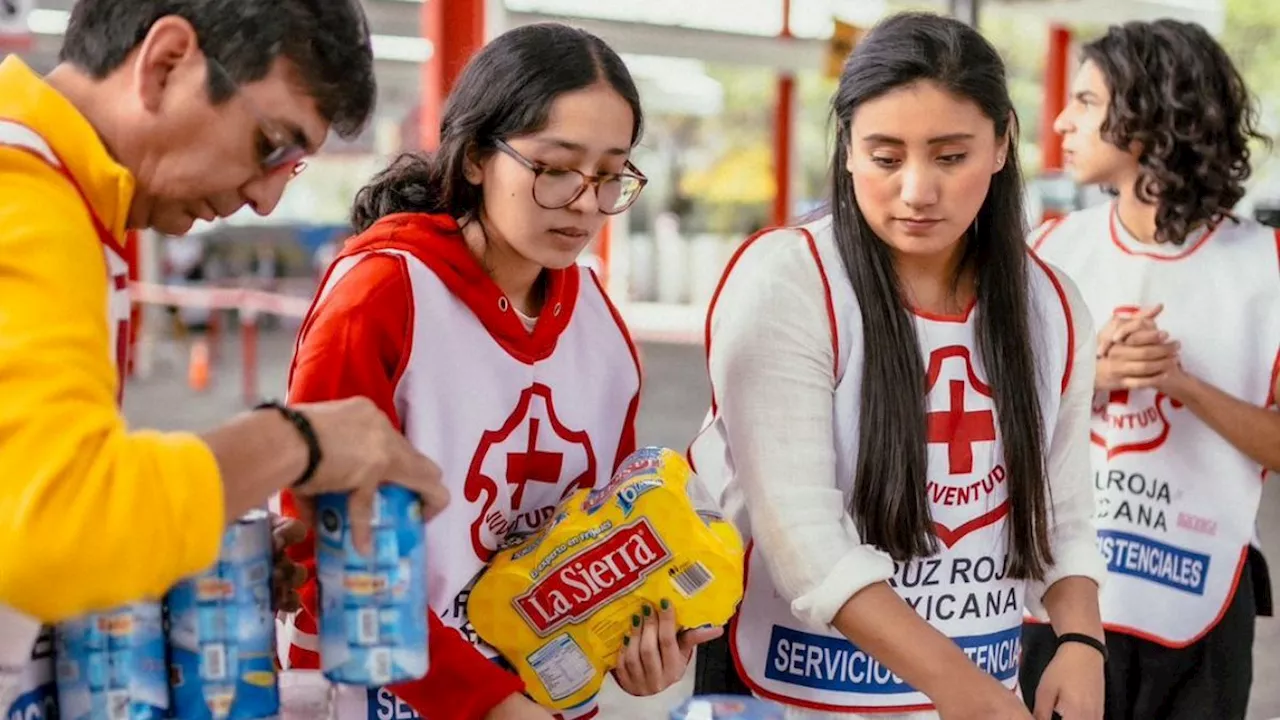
[660,598,670,610]
[623,636,630,646]
[632,614,640,627]
[643,605,652,617]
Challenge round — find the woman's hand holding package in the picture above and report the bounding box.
[613,599,723,696]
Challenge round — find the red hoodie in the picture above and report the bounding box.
[281,212,638,719]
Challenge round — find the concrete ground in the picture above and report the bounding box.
[123,326,1279,719]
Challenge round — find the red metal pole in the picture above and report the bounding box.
[773,0,794,227]
[241,315,258,406]
[773,78,795,227]
[1042,25,1072,173]
[207,306,222,366]
[421,0,486,151]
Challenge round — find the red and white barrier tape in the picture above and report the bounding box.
[129,282,704,344]
[129,282,311,318]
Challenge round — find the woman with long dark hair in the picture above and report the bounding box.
[690,12,1105,719]
[278,23,719,720]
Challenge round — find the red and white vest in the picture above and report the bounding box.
[1033,202,1280,646]
[0,118,132,719]
[691,217,1074,713]
[304,224,641,720]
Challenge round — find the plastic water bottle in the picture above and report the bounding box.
[166,510,279,719]
[314,487,428,686]
[55,603,168,720]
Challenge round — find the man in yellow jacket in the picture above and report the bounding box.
[0,0,449,711]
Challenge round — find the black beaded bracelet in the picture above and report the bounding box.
[1057,632,1108,662]
[255,401,322,489]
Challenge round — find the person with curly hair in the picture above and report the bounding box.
[1020,19,1280,720]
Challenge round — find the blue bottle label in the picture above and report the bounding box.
[55,603,168,720]
[315,487,428,686]
[166,512,279,719]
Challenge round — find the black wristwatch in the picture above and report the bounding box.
[255,400,322,488]
[1056,632,1108,662]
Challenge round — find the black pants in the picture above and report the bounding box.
[1020,550,1258,720]
[1249,545,1272,617]
[694,627,751,696]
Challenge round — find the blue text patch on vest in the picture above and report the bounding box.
[763,625,1020,694]
[1097,529,1209,595]
[368,687,421,720]
[5,683,56,720]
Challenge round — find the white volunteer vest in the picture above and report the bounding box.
[0,120,132,719]
[317,247,639,720]
[691,217,1072,713]
[1033,202,1280,646]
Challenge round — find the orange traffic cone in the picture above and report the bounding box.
[188,338,210,392]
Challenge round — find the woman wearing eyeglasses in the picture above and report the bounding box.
[277,22,714,720]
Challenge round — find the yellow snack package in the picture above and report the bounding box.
[468,446,745,711]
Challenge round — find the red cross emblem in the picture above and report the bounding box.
[1091,387,1183,459]
[506,418,565,507]
[922,346,1008,548]
[925,347,996,475]
[464,384,597,561]
[1089,304,1185,458]
[926,379,997,475]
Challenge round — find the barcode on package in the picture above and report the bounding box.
[107,690,129,720]
[370,647,392,685]
[358,608,379,645]
[671,562,712,598]
[201,643,227,681]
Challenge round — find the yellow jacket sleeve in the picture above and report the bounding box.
[0,149,226,621]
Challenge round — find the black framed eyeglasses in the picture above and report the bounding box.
[206,55,310,179]
[493,139,647,215]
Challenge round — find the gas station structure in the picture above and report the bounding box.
[1,0,1228,346]
[414,0,1223,227]
[9,0,1226,230]
[408,0,1224,305]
